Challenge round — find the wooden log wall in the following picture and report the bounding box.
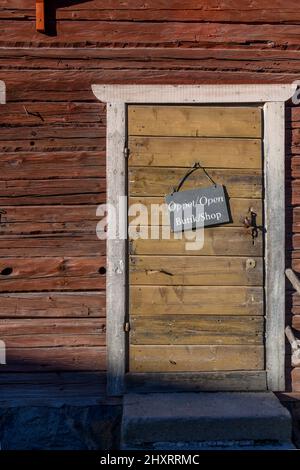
[0,0,300,395]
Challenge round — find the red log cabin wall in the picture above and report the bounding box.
[1,0,300,404]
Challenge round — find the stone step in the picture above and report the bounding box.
[122,392,292,449]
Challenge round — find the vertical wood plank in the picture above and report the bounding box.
[264,101,285,391]
[106,102,126,396]
[36,0,45,33]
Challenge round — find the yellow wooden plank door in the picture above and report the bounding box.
[127,105,265,389]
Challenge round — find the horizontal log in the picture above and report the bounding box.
[1,47,300,64]
[0,152,105,179]
[0,256,106,279]
[0,277,105,292]
[1,334,105,348]
[130,255,263,286]
[130,344,264,372]
[0,205,103,237]
[3,21,300,48]
[0,236,105,257]
[128,106,262,138]
[0,102,105,125]
[128,136,262,168]
[3,0,300,23]
[291,259,300,276]
[129,196,263,227]
[0,318,105,347]
[0,125,104,141]
[0,318,105,335]
[287,206,296,219]
[130,227,263,257]
[0,371,107,385]
[0,127,104,152]
[3,347,106,371]
[0,256,106,292]
[2,56,300,75]
[130,285,264,316]
[0,291,105,317]
[129,167,262,198]
[131,315,264,345]
[0,205,100,223]
[1,71,298,103]
[290,235,300,251]
[292,315,300,330]
[0,178,105,205]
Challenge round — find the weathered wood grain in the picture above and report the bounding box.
[0,237,105,257]
[4,0,300,23]
[0,178,105,205]
[1,334,105,347]
[128,106,262,138]
[129,196,263,227]
[3,347,106,371]
[0,205,100,223]
[130,285,264,316]
[0,318,106,347]
[130,227,263,257]
[0,257,106,292]
[130,255,263,286]
[105,102,127,395]
[0,277,105,292]
[126,370,267,392]
[0,292,105,318]
[0,126,104,152]
[128,136,262,168]
[131,315,264,345]
[130,344,264,372]
[0,153,105,180]
[3,48,300,73]
[4,56,300,75]
[1,0,297,390]
[292,315,300,330]
[264,101,286,391]
[129,167,262,198]
[3,21,300,48]
[2,70,298,105]
[0,102,105,125]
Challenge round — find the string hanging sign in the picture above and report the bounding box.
[165,162,231,232]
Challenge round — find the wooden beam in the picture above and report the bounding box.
[286,268,300,295]
[36,0,45,33]
[264,101,286,391]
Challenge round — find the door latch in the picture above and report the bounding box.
[243,208,262,245]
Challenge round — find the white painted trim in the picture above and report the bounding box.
[106,102,126,396]
[92,84,296,104]
[264,102,286,391]
[92,84,295,395]
[0,80,5,104]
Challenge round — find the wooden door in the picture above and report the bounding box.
[127,104,265,391]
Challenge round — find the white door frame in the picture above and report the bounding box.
[92,84,296,396]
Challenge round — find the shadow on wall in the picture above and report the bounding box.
[43,0,92,36]
[285,103,294,391]
[0,371,122,450]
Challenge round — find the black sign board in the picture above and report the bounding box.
[165,184,230,232]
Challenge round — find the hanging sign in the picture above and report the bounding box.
[165,163,230,232]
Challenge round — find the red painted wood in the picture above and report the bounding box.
[0,1,299,385]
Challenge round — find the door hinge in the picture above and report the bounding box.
[124,321,130,332]
[124,147,130,159]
